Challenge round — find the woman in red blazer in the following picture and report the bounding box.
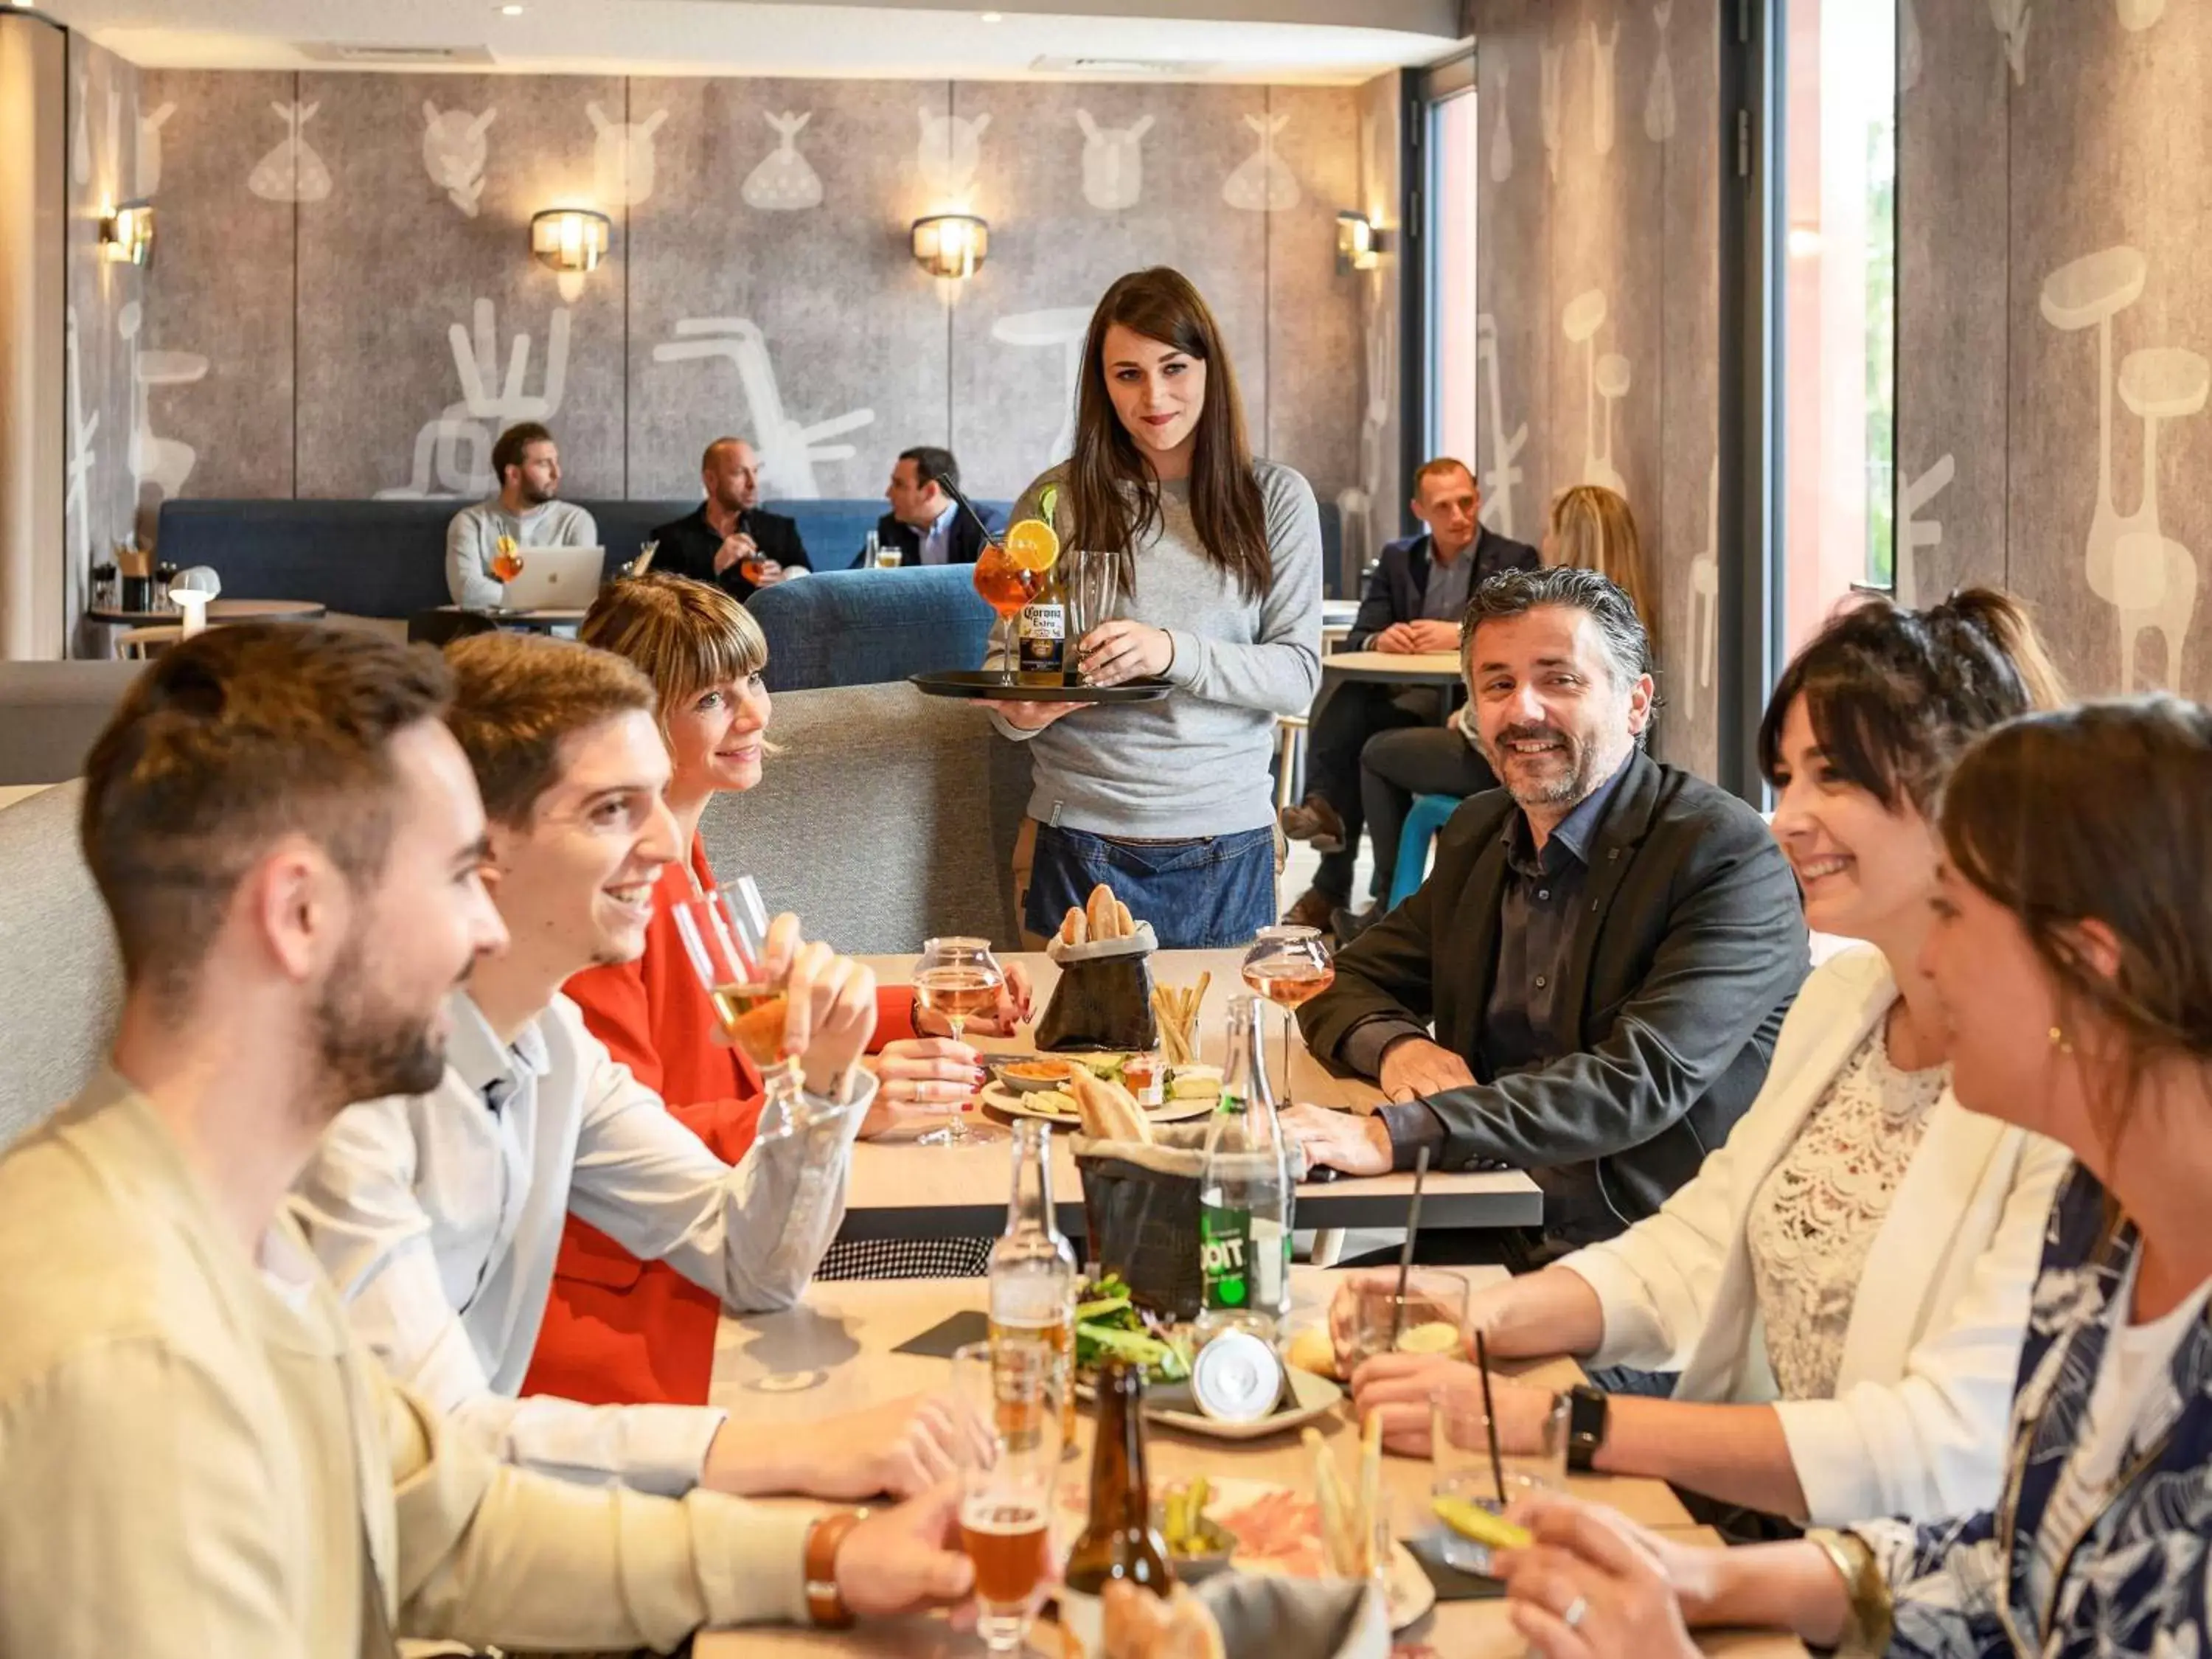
[522,574,1026,1409]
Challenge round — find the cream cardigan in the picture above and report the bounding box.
[1558,947,2073,1525]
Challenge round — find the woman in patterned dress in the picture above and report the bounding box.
[1492,695,2212,1659]
[1333,591,2071,1532]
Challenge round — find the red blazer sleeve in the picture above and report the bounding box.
[872,984,919,1051]
[565,956,764,1164]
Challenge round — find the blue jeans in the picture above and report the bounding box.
[1025,821,1278,950]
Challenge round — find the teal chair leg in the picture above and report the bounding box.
[1388,793,1464,908]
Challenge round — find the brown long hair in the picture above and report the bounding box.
[1939,697,2212,1162]
[1063,267,1271,601]
[1547,485,1658,650]
[1758,587,2067,816]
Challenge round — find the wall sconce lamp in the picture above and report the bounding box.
[911,213,990,280]
[1336,211,1385,274]
[100,201,155,266]
[531,207,612,276]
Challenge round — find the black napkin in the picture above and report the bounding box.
[891,1310,992,1357]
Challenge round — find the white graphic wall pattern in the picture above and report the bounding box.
[64,307,100,580]
[1222,112,1301,212]
[1991,0,2031,86]
[137,102,175,196]
[120,299,209,507]
[72,70,91,187]
[379,299,574,499]
[1646,3,1677,142]
[1900,0,1926,93]
[1893,453,1955,608]
[1489,64,1515,181]
[1587,19,1621,157]
[744,111,823,210]
[990,307,1093,470]
[248,101,332,203]
[1562,289,1630,496]
[422,101,495,218]
[918,106,990,199]
[1475,313,1529,540]
[651,319,874,499]
[588,102,667,206]
[1692,457,1718,689]
[1076,110,1152,211]
[1539,42,1565,182]
[2039,246,2204,692]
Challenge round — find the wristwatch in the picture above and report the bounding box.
[802,1507,869,1628]
[1565,1383,1610,1473]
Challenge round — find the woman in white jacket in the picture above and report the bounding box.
[1337,588,2073,1530]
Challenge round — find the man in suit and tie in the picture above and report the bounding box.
[1281,457,1540,931]
[1281,568,1806,1265]
[650,437,813,602]
[872,447,995,567]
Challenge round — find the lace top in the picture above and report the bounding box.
[1746,1023,1950,1401]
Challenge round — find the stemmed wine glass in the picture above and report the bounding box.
[670,874,849,1142]
[913,936,1006,1146]
[971,542,1034,684]
[1240,925,1335,1096]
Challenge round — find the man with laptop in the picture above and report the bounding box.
[445,422,602,608]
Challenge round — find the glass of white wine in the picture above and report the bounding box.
[671,875,847,1141]
[913,936,1005,1147]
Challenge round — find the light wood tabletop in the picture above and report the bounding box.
[841,950,1543,1242]
[1318,650,1464,684]
[696,1270,1807,1659]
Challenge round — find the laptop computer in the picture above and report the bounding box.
[496,546,608,611]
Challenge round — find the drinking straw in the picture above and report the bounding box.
[1475,1329,1507,1505]
[934,475,1006,547]
[1388,1147,1430,1350]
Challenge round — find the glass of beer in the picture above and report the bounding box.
[1240,925,1335,1097]
[952,1338,1062,1655]
[912,936,1004,1146]
[670,875,847,1142]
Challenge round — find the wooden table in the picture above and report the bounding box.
[1307,651,1466,742]
[842,951,1543,1243]
[434,604,587,631]
[85,597,329,625]
[695,1272,1807,1658]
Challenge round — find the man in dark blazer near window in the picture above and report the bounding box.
[1281,457,1539,931]
[871,446,995,567]
[648,437,812,602]
[1281,568,1806,1266]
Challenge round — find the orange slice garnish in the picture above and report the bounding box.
[1004,518,1061,574]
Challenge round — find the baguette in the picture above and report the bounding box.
[1060,906,1088,947]
[1102,1582,1226,1659]
[1086,883,1118,939]
[1113,899,1135,939]
[1068,1064,1151,1144]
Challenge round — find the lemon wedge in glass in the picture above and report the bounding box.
[1395,1321,1463,1355]
[1432,1495,1532,1551]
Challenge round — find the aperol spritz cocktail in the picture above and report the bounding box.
[972,545,1037,683]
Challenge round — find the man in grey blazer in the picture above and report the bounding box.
[1283,568,1807,1262]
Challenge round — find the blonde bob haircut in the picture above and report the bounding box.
[579,573,774,750]
[1548,484,1659,653]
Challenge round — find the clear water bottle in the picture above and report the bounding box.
[1197,995,1293,1344]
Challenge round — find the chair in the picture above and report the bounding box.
[115,625,183,661]
[1388,793,1464,908]
[1273,713,1308,811]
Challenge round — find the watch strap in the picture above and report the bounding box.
[1565,1383,1609,1474]
[803,1508,868,1628]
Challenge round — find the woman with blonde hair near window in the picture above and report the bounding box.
[1491,695,2212,1659]
[1334,590,2074,1541]
[521,574,1024,1414]
[1547,484,1658,644]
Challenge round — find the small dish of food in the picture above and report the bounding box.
[991,1057,1077,1095]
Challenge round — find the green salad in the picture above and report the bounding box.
[1074,1273,1194,1384]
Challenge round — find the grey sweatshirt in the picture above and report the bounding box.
[992,459,1323,838]
[445,498,599,608]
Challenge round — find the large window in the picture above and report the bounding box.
[1775,0,1896,655]
[1425,83,1479,470]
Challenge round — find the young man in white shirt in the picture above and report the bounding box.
[293,631,990,1503]
[0,623,976,1650]
[445,421,600,608]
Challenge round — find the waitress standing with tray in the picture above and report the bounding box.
[967,266,1322,950]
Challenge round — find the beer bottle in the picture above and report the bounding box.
[988,1120,1078,1447]
[1197,995,1293,1344]
[1015,554,1069,685]
[1058,1358,1172,1656]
